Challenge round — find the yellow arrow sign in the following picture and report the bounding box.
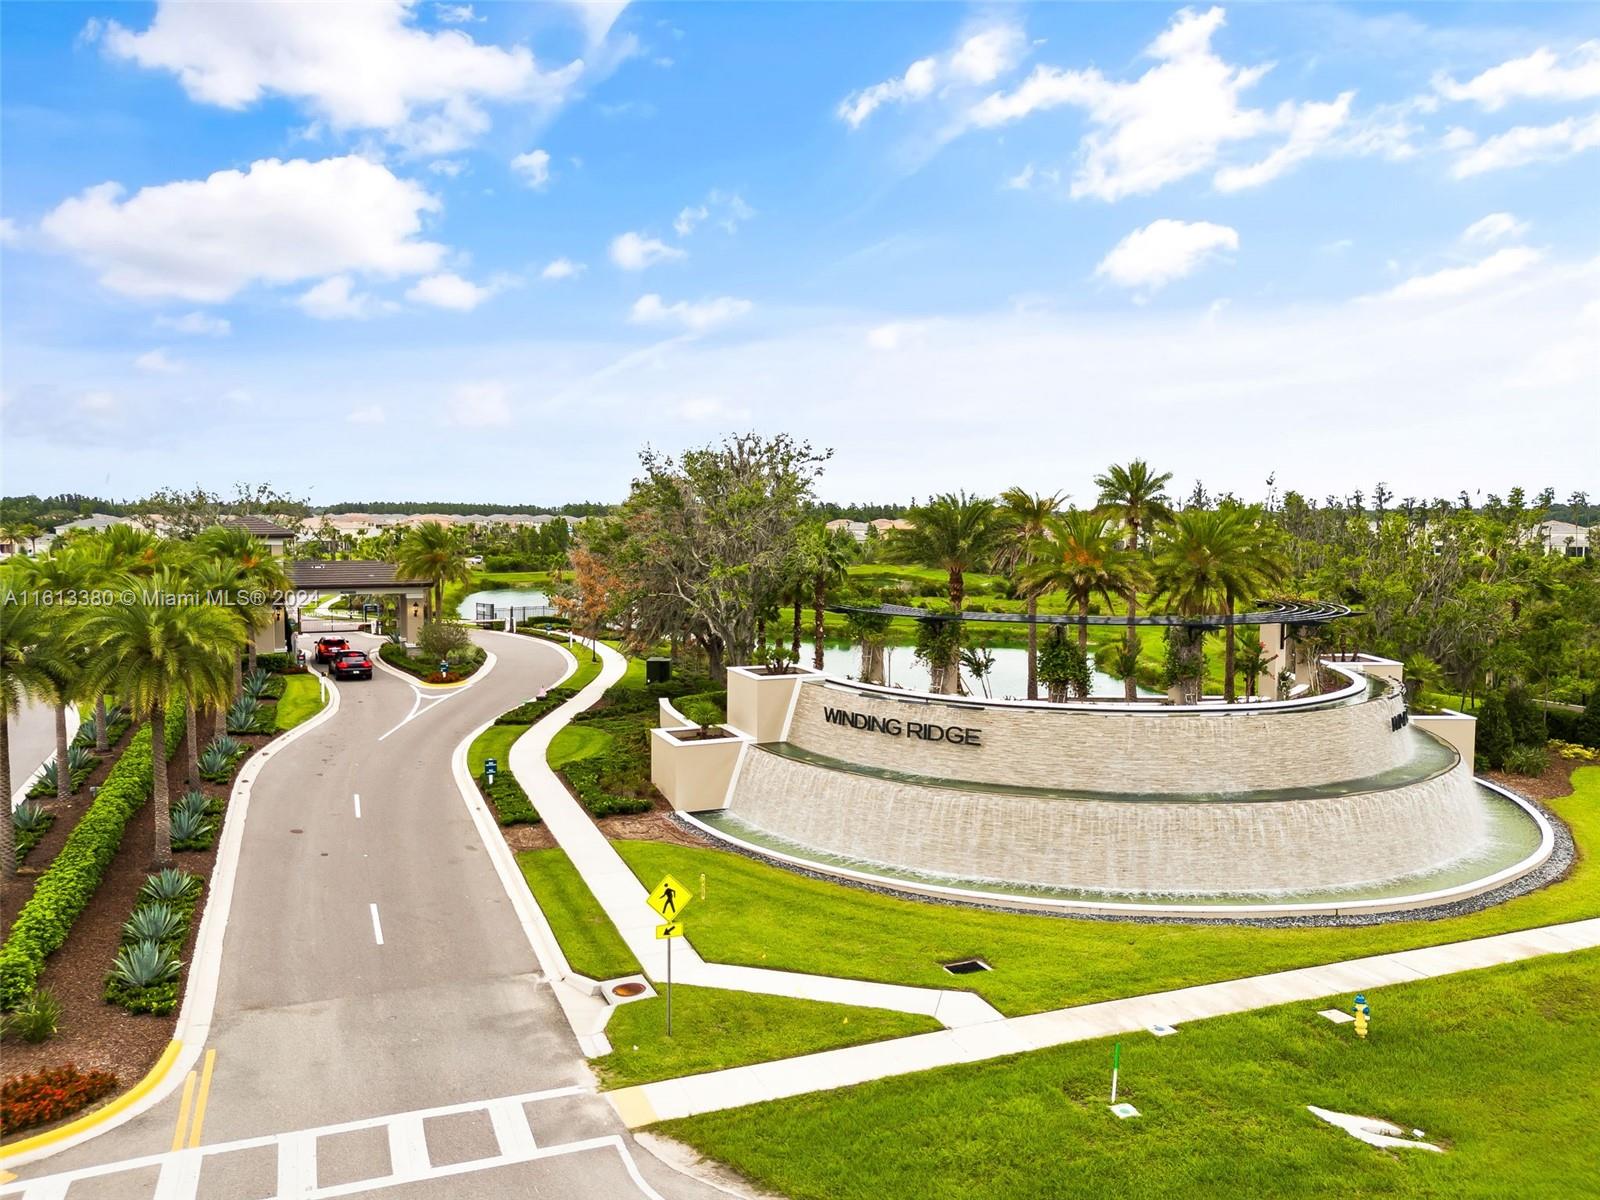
[646,873,692,919]
[656,920,685,939]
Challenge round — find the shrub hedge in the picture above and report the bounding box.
[0,707,183,1012]
[496,687,579,725]
[379,641,486,682]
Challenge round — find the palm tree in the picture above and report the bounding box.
[1022,510,1149,651]
[888,493,1004,693]
[1094,461,1175,700]
[396,521,472,619]
[79,576,242,867]
[806,525,855,670]
[994,489,1066,699]
[1,595,53,879]
[1152,507,1288,702]
[14,550,98,800]
[195,525,291,675]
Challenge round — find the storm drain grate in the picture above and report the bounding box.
[940,957,992,975]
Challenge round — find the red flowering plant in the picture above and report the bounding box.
[1,1065,118,1134]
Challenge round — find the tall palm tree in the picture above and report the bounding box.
[1022,510,1148,651]
[1094,461,1175,700]
[195,525,291,674]
[994,489,1066,699]
[1152,507,1288,702]
[79,576,243,867]
[396,521,472,619]
[1,594,53,879]
[81,525,166,749]
[888,493,1004,693]
[806,525,855,670]
[14,550,98,800]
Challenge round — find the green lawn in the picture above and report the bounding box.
[661,947,1600,1200]
[614,766,1600,1017]
[469,721,527,777]
[518,847,639,980]
[273,673,326,730]
[516,847,942,1090]
[596,985,938,1090]
[548,724,613,768]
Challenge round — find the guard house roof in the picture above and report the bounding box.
[288,560,431,591]
[222,515,299,538]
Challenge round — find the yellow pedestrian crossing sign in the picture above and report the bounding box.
[647,874,692,919]
[656,920,685,939]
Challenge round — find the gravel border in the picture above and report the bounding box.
[665,784,1577,929]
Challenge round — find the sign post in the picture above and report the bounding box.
[1111,1041,1121,1104]
[648,876,692,1038]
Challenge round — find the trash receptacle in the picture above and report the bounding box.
[646,656,672,685]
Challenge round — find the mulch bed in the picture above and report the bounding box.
[598,797,715,848]
[1486,758,1579,803]
[1,713,271,1141]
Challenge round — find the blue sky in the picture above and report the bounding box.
[2,2,1596,507]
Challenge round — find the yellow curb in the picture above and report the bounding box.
[413,677,474,691]
[606,1087,660,1129]
[0,1040,183,1163]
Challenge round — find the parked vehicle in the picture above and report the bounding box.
[313,636,350,663]
[328,649,373,680]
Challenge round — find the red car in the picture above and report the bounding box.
[328,649,373,680]
[313,636,350,663]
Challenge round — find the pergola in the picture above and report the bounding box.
[284,560,435,646]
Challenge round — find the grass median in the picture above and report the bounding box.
[516,847,940,1089]
[614,766,1600,1017]
[273,673,326,731]
[660,946,1600,1200]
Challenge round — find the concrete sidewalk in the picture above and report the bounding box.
[506,640,1003,1032]
[606,917,1600,1127]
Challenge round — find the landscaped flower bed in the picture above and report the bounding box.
[1,1064,118,1135]
[103,870,202,1016]
[379,641,486,682]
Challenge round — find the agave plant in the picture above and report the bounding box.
[174,789,210,821]
[169,807,213,846]
[139,868,201,904]
[226,696,270,734]
[208,734,245,758]
[109,940,181,989]
[11,800,51,834]
[122,902,185,945]
[241,667,273,700]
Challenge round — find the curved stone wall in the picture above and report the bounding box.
[783,679,1410,796]
[728,751,1490,895]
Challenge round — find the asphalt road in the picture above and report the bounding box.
[5,631,734,1199]
[7,699,71,810]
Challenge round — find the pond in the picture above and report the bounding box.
[457,588,551,619]
[795,638,1148,700]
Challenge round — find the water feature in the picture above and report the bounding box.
[457,588,550,619]
[794,638,1150,700]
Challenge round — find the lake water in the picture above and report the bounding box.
[458,588,550,619]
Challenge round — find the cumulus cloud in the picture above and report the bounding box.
[541,257,585,279]
[0,217,19,245]
[865,321,928,350]
[1461,212,1529,245]
[428,158,466,177]
[966,7,1367,200]
[630,293,752,331]
[1434,41,1600,110]
[404,271,495,310]
[511,148,551,189]
[1448,112,1600,176]
[1377,246,1544,301]
[93,0,582,154]
[134,348,185,373]
[445,380,512,427]
[609,231,686,270]
[1003,163,1060,191]
[435,3,482,23]
[838,23,1024,127]
[155,311,231,336]
[675,396,752,422]
[297,275,381,319]
[1095,219,1239,292]
[41,156,445,302]
[347,403,386,424]
[674,190,754,236]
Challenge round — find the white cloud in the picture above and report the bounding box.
[1461,212,1529,245]
[630,293,752,331]
[1434,41,1600,110]
[609,231,686,270]
[405,271,494,311]
[134,348,184,373]
[435,3,482,23]
[1003,163,1060,191]
[838,23,1024,128]
[95,0,582,154]
[347,403,387,424]
[1377,246,1544,301]
[1095,219,1239,292]
[674,190,754,236]
[866,321,927,350]
[966,7,1359,200]
[541,257,585,280]
[0,217,18,245]
[445,381,512,427]
[79,390,119,416]
[428,158,466,177]
[41,156,445,302]
[1449,111,1600,176]
[675,396,751,422]
[297,275,380,319]
[155,311,231,336]
[511,148,551,189]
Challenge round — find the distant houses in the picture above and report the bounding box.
[825,517,913,542]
